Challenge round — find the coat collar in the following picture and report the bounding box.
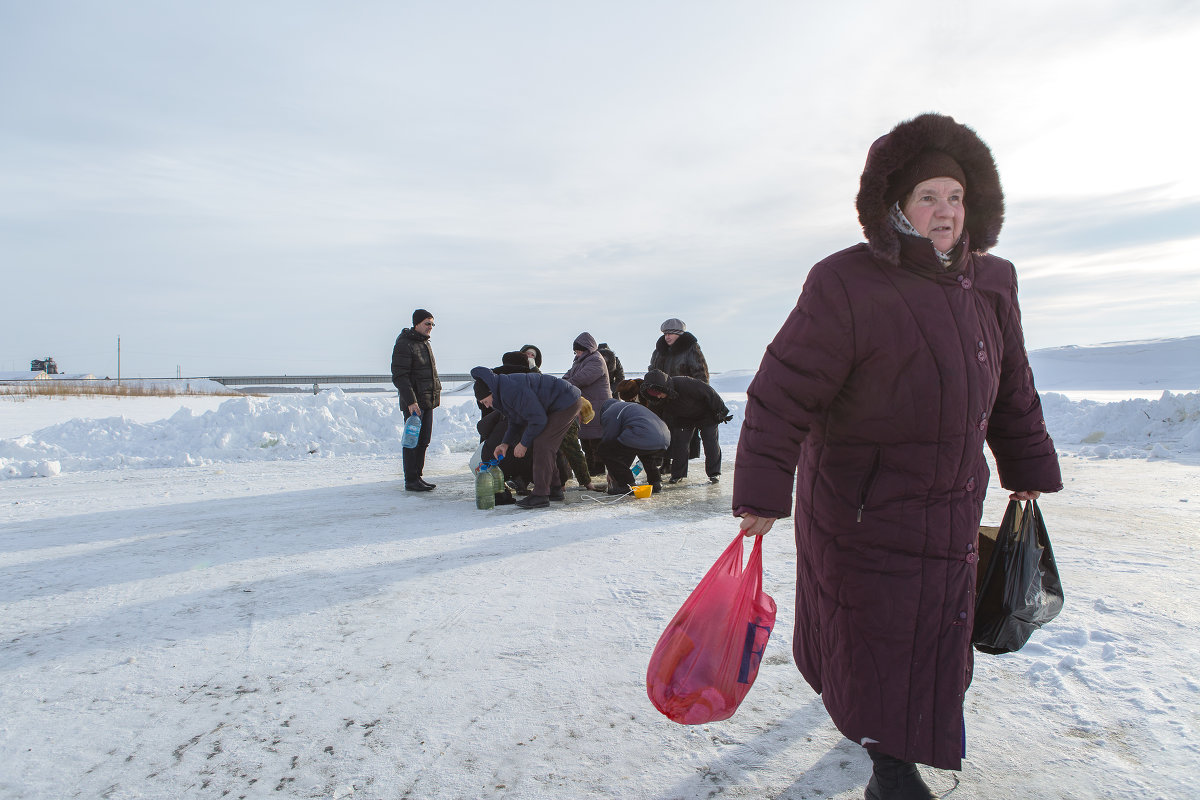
[895,231,975,284]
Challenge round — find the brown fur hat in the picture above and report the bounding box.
[616,378,643,402]
[856,113,1004,266]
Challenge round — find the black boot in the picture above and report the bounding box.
[405,480,433,492]
[515,494,549,509]
[864,751,936,800]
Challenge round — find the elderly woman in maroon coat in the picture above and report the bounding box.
[732,114,1062,800]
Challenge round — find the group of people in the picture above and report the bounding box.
[390,311,731,510]
[392,114,1064,800]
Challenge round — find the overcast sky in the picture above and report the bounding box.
[2,1,1198,378]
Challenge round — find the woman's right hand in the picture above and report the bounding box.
[738,514,776,537]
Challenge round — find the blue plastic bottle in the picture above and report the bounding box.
[632,459,643,477]
[402,413,422,449]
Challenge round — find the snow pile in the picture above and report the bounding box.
[4,382,1200,480]
[0,389,484,478]
[1042,390,1200,460]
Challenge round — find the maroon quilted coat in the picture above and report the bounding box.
[731,114,1061,770]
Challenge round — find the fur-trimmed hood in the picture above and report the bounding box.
[856,113,1004,266]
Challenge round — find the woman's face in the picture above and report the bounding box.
[902,177,965,252]
[663,333,680,345]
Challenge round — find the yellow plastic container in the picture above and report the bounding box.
[632,484,652,499]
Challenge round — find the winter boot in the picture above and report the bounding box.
[515,494,549,509]
[864,751,936,800]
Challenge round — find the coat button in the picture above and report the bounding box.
[966,477,976,491]
[976,350,987,362]
[966,553,978,564]
[959,611,968,620]
[978,420,987,431]
[960,278,973,290]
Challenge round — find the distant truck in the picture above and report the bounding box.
[31,357,59,374]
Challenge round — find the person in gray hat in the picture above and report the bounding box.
[648,317,712,473]
[648,318,709,383]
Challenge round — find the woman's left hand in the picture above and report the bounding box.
[1009,490,1041,501]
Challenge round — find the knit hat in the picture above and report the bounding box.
[500,351,528,370]
[473,378,491,401]
[641,369,671,397]
[884,149,968,206]
[412,308,433,326]
[660,318,686,335]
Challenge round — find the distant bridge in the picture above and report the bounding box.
[208,374,477,389]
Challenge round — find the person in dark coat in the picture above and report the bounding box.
[561,333,612,477]
[391,309,441,491]
[648,318,710,382]
[639,369,730,484]
[470,366,583,509]
[474,353,536,503]
[597,342,625,397]
[595,398,670,494]
[520,344,543,372]
[478,351,533,417]
[650,318,711,463]
[732,113,1063,798]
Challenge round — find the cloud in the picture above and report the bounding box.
[1006,193,1200,258]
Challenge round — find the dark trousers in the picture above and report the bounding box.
[581,437,606,475]
[558,418,590,485]
[531,399,584,496]
[596,440,665,489]
[402,406,433,481]
[667,423,720,478]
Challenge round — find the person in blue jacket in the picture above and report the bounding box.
[470,366,583,509]
[596,398,671,495]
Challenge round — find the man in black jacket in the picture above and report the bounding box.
[392,309,441,491]
[639,369,730,484]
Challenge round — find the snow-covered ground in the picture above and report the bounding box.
[2,345,1199,799]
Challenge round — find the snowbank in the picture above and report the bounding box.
[1042,390,1200,460]
[0,390,481,479]
[2,382,1199,479]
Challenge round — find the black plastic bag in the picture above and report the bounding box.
[973,499,1064,654]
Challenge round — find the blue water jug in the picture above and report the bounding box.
[402,413,422,449]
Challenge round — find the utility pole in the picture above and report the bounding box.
[117,336,121,385]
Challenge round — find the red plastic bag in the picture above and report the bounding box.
[647,532,777,724]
